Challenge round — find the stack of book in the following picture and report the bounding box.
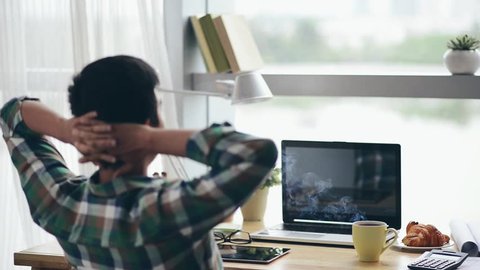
[190,14,264,74]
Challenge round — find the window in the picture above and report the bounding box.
[234,97,480,231]
[234,0,480,75]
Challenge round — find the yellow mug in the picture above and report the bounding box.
[352,220,398,262]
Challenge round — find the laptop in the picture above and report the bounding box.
[251,140,401,246]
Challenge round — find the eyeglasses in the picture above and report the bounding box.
[214,230,252,244]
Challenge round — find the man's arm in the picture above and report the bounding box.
[109,122,278,243]
[21,100,114,149]
[1,97,77,230]
[20,100,73,143]
[0,97,114,233]
[21,100,116,164]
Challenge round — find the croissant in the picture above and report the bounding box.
[402,221,450,247]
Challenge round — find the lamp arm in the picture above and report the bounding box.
[156,72,273,105]
[156,87,229,98]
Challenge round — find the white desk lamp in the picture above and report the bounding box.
[157,71,273,105]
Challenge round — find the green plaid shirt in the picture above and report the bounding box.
[1,97,277,270]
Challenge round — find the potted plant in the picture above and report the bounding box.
[443,34,480,75]
[241,168,281,221]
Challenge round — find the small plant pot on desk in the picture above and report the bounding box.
[240,167,281,221]
[241,188,269,221]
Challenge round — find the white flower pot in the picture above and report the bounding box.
[443,49,480,75]
[241,188,269,221]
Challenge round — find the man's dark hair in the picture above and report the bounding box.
[68,55,160,127]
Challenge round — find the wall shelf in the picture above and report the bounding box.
[193,73,480,99]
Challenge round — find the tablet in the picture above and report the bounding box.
[218,244,290,264]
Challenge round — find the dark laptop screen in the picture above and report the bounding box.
[282,140,401,229]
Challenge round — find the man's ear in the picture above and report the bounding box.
[146,114,163,128]
[145,118,161,128]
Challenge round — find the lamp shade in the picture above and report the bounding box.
[231,72,273,105]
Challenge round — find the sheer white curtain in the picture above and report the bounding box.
[0,0,176,268]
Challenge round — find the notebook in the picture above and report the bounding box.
[251,140,402,246]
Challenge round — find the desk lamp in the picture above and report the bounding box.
[156,71,273,105]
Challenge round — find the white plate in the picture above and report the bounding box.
[392,240,455,252]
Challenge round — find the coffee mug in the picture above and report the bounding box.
[352,220,398,262]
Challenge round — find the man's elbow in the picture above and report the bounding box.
[252,139,278,169]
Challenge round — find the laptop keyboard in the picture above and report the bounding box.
[273,223,352,235]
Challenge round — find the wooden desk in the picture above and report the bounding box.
[14,241,70,270]
[15,222,420,270]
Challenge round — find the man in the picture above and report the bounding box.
[1,55,277,269]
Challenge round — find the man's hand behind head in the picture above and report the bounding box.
[106,124,154,177]
[71,111,116,165]
[108,123,152,156]
[72,114,155,172]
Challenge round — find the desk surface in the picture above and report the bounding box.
[15,222,422,270]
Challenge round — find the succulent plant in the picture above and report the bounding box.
[447,34,480,50]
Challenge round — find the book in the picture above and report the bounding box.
[190,15,216,73]
[199,14,231,73]
[213,14,264,73]
[450,219,480,256]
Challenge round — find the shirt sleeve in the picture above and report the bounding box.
[140,122,278,242]
[0,97,75,227]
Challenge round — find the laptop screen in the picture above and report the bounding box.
[282,140,401,229]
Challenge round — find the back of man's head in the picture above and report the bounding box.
[68,55,160,126]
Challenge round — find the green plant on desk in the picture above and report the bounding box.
[261,167,281,189]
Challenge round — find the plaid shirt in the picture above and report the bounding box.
[1,97,277,270]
